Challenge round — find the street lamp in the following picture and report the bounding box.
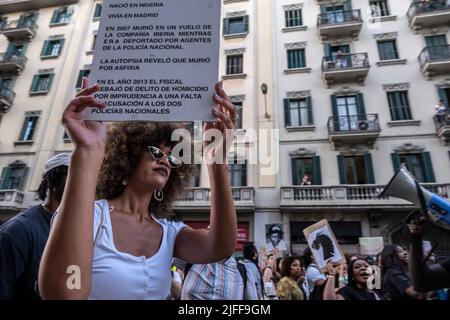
[260,83,270,119]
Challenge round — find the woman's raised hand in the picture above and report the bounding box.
[62,77,107,150]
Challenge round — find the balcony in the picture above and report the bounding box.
[0,19,37,41]
[434,109,450,143]
[0,52,26,75]
[174,187,255,212]
[419,45,450,79]
[317,9,362,40]
[407,1,450,32]
[0,86,15,113]
[328,114,381,148]
[322,53,370,87]
[0,189,25,211]
[280,184,450,211]
[0,0,79,14]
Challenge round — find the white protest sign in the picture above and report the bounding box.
[85,0,220,122]
[359,237,384,256]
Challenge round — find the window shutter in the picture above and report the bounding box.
[391,153,401,172]
[356,93,366,115]
[41,40,50,56]
[284,98,291,127]
[345,0,353,10]
[243,15,249,33]
[421,152,436,183]
[331,95,339,131]
[306,96,313,125]
[313,156,322,185]
[0,166,12,190]
[438,88,449,108]
[18,167,29,191]
[320,4,327,14]
[46,73,55,92]
[300,49,306,68]
[364,154,375,184]
[94,4,102,17]
[223,18,229,35]
[337,155,347,184]
[50,9,59,24]
[324,44,332,58]
[291,158,298,185]
[30,74,39,92]
[76,70,84,89]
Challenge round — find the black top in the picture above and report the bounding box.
[0,205,53,300]
[383,268,414,301]
[337,286,380,301]
[441,258,450,274]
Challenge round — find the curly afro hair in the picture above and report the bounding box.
[96,122,197,218]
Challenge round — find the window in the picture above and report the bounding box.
[377,40,399,60]
[391,152,435,183]
[63,130,71,142]
[284,97,313,127]
[387,91,412,121]
[50,7,72,25]
[234,101,243,129]
[370,0,390,17]
[287,49,306,69]
[188,164,201,187]
[226,55,243,75]
[291,156,322,185]
[30,73,54,94]
[76,69,91,89]
[338,154,375,184]
[331,94,366,132]
[285,9,302,27]
[93,3,102,19]
[0,163,28,191]
[223,16,248,35]
[91,34,98,51]
[41,39,65,58]
[229,161,247,187]
[18,112,40,142]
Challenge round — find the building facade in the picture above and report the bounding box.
[1,0,449,255]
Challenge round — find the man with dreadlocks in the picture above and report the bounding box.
[0,153,69,299]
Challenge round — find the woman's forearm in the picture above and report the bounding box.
[322,276,336,300]
[39,147,104,299]
[206,163,237,259]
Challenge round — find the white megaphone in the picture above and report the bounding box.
[379,164,450,230]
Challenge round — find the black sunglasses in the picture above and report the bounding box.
[148,146,182,168]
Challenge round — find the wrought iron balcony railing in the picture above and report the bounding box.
[434,108,450,131]
[317,9,362,26]
[322,53,370,72]
[407,1,450,20]
[328,114,380,134]
[419,45,450,66]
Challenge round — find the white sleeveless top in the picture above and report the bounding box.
[89,199,185,300]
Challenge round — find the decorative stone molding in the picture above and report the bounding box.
[286,125,316,132]
[229,95,245,103]
[283,3,303,10]
[8,160,26,168]
[376,59,407,67]
[373,32,398,40]
[393,142,424,153]
[284,68,311,75]
[286,90,311,99]
[49,34,65,40]
[282,26,308,32]
[338,146,370,155]
[222,73,247,80]
[436,79,450,88]
[382,83,410,91]
[387,120,421,127]
[38,68,55,74]
[285,42,307,49]
[226,11,247,18]
[225,48,246,55]
[420,27,449,36]
[333,86,359,95]
[224,33,247,40]
[224,0,249,4]
[289,147,316,157]
[368,15,397,23]
[83,64,92,69]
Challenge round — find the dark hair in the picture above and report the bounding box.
[381,244,405,275]
[37,166,68,201]
[347,258,368,288]
[303,247,313,266]
[280,256,301,278]
[311,233,335,260]
[96,122,196,218]
[243,242,258,264]
[268,225,283,236]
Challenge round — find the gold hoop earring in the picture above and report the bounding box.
[154,189,164,202]
[122,178,128,186]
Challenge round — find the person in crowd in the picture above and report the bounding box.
[323,259,382,300]
[0,153,69,300]
[38,79,238,299]
[335,263,348,289]
[277,256,304,300]
[169,265,183,300]
[262,253,277,298]
[435,100,447,123]
[406,214,450,293]
[335,50,348,68]
[300,174,311,186]
[304,247,327,299]
[381,244,428,300]
[240,242,264,299]
[181,255,259,300]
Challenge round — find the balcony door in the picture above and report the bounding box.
[326,5,345,23]
[338,154,375,185]
[331,93,366,132]
[438,87,450,108]
[6,42,25,58]
[425,35,449,60]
